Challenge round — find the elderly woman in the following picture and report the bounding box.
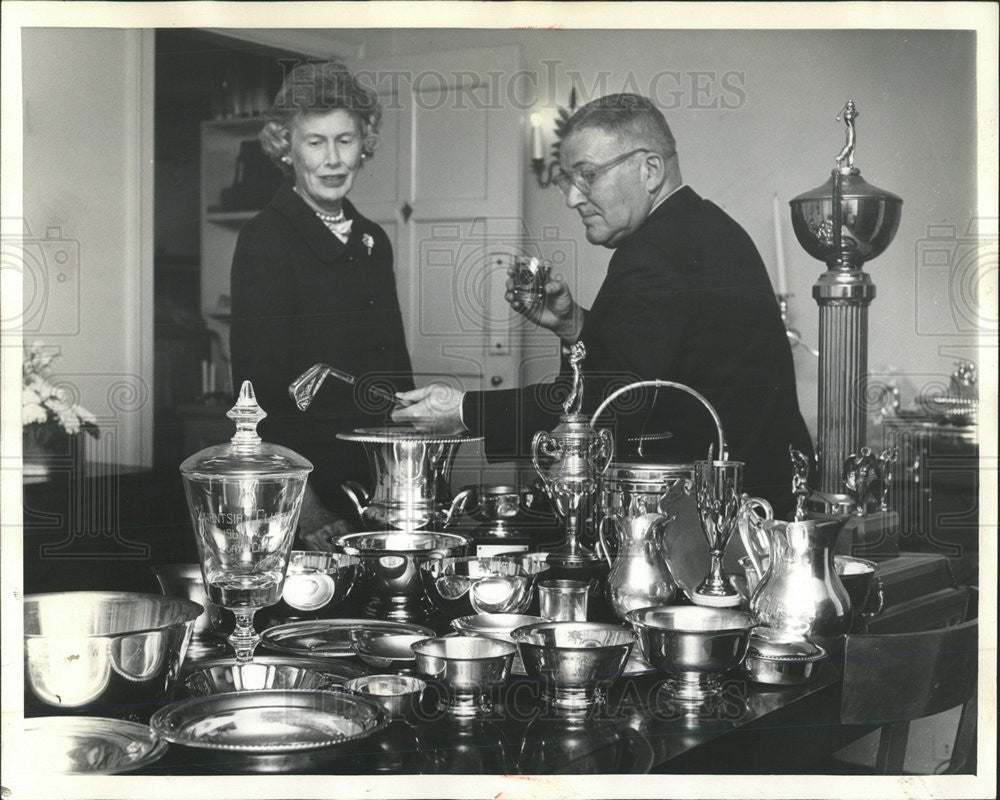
[230,62,413,547]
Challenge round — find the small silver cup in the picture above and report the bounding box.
[511,256,552,308]
[538,579,588,622]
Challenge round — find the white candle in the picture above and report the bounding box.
[530,113,544,161]
[773,192,788,295]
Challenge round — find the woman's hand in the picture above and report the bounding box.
[505,270,585,343]
[391,384,466,433]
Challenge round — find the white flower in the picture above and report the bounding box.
[22,343,99,438]
[362,233,374,255]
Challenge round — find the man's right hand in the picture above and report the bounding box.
[505,271,585,343]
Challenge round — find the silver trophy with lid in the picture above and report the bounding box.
[531,343,614,565]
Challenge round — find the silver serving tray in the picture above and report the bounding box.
[260,619,434,657]
[150,689,387,752]
[182,655,363,696]
[23,716,168,774]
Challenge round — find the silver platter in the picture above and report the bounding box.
[23,716,168,775]
[182,655,363,696]
[149,689,387,752]
[337,425,483,444]
[260,619,434,658]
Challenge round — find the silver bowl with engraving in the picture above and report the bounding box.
[510,621,635,717]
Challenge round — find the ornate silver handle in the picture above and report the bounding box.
[589,380,727,460]
[597,516,616,568]
[738,494,774,578]
[341,482,370,518]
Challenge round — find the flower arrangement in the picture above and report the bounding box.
[22,342,99,445]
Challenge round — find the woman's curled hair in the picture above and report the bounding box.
[260,61,382,173]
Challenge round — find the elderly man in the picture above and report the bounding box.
[395,93,812,515]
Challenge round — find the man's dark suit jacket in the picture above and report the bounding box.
[462,186,813,516]
[230,183,414,516]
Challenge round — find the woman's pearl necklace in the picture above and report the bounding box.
[294,186,345,223]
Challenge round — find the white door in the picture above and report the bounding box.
[348,45,525,394]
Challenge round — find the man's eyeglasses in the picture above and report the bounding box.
[552,149,650,196]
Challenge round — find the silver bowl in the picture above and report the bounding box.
[182,655,362,696]
[420,556,535,616]
[744,629,827,686]
[344,674,426,719]
[24,591,202,720]
[352,633,428,672]
[332,531,469,618]
[451,613,547,644]
[510,622,635,717]
[410,636,516,717]
[625,606,752,705]
[256,551,362,628]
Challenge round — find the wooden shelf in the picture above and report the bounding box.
[205,209,259,226]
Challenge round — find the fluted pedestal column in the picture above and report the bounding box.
[814,269,876,495]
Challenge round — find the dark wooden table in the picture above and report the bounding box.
[22,468,941,775]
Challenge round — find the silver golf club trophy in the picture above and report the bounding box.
[531,343,614,566]
[692,457,772,607]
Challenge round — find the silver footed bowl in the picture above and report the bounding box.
[510,621,635,717]
[332,531,470,605]
[420,556,536,616]
[411,635,516,718]
[182,655,362,696]
[24,591,202,720]
[625,606,752,703]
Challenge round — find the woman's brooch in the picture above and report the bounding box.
[362,233,374,256]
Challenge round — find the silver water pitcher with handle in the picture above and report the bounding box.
[741,513,852,655]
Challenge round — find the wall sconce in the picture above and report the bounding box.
[530,90,576,188]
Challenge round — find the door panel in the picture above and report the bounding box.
[347,45,524,392]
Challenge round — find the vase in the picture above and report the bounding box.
[22,424,79,483]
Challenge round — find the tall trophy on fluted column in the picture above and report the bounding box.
[532,343,614,566]
[789,101,902,511]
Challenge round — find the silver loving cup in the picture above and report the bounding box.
[338,428,481,531]
[692,460,773,608]
[597,463,693,619]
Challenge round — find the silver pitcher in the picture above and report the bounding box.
[597,463,692,619]
[742,515,852,654]
[338,427,482,530]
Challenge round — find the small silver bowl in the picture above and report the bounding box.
[344,674,426,719]
[744,629,827,686]
[182,655,362,696]
[421,557,535,617]
[410,636,516,718]
[269,551,362,618]
[352,633,427,672]
[625,606,753,704]
[510,622,635,717]
[451,613,548,644]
